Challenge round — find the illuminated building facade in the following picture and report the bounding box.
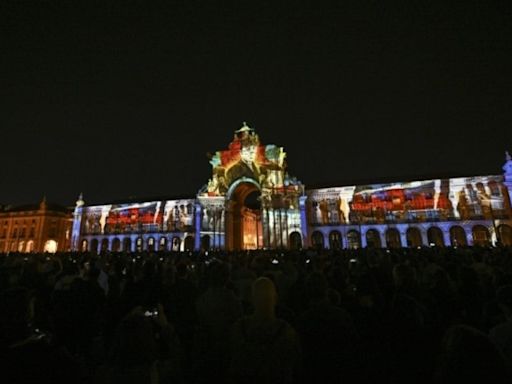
[307,174,512,249]
[0,198,73,253]
[72,124,305,253]
[72,195,198,253]
[71,125,512,252]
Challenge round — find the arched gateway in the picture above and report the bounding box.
[197,123,306,251]
[225,180,262,250]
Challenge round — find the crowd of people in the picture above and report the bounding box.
[1,245,512,383]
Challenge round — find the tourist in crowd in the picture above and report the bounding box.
[434,324,509,383]
[489,284,512,370]
[296,272,360,383]
[95,305,183,384]
[229,277,300,383]
[0,287,80,384]
[194,261,242,383]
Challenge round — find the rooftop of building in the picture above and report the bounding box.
[0,202,71,214]
[306,171,504,191]
[84,194,196,207]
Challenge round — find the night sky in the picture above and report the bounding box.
[2,2,511,206]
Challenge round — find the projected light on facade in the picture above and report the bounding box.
[71,127,512,252]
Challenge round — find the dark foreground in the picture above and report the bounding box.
[1,246,511,383]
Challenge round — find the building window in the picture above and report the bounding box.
[48,226,57,238]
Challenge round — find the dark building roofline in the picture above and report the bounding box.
[0,203,71,213]
[306,172,504,190]
[86,194,195,207]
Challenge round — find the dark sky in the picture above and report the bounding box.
[2,2,511,206]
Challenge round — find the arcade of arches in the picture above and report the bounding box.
[309,224,512,249]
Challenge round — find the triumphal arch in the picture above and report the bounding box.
[196,123,307,251]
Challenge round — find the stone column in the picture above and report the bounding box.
[358,227,367,248]
[420,228,429,246]
[400,231,408,247]
[503,152,512,216]
[194,203,202,251]
[379,230,387,248]
[466,228,474,246]
[442,229,452,247]
[299,196,309,248]
[71,194,85,251]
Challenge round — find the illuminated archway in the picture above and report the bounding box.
[112,238,121,252]
[100,238,109,253]
[136,237,143,252]
[450,226,467,246]
[226,181,262,251]
[123,237,132,252]
[498,224,512,246]
[427,227,444,247]
[347,230,361,249]
[329,230,342,250]
[159,237,167,251]
[366,229,381,248]
[184,236,195,251]
[289,232,302,250]
[201,235,211,251]
[147,237,155,252]
[406,227,422,247]
[26,240,35,253]
[386,228,401,248]
[311,231,324,249]
[472,225,490,246]
[44,240,58,253]
[90,238,99,254]
[172,236,181,251]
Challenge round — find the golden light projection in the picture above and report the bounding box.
[203,122,289,196]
